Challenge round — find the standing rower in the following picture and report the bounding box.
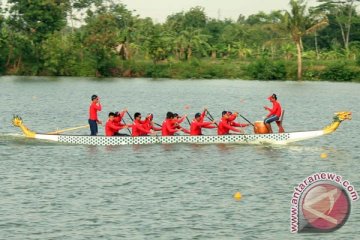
[88,94,102,136]
[190,109,216,135]
[264,93,282,133]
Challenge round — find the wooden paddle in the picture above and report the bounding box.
[47,125,89,134]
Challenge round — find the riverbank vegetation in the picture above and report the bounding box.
[0,0,359,81]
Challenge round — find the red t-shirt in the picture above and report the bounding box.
[217,117,241,135]
[105,120,121,136]
[161,119,178,136]
[132,119,150,136]
[267,101,282,118]
[89,102,102,121]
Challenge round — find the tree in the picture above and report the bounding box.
[82,12,121,76]
[284,0,328,80]
[7,0,68,43]
[317,0,360,51]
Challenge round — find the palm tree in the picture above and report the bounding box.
[284,0,328,80]
[175,29,210,60]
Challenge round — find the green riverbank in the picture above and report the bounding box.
[4,59,359,82]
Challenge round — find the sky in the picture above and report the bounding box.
[119,0,319,23]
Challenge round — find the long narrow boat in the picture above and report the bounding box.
[11,112,351,146]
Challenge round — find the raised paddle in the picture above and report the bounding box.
[47,125,89,135]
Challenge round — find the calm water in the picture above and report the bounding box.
[0,76,359,239]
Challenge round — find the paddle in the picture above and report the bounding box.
[119,111,131,135]
[126,111,134,122]
[239,114,255,127]
[47,125,89,135]
[186,116,191,126]
[206,110,218,127]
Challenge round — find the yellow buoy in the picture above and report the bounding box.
[234,192,242,201]
[320,153,328,159]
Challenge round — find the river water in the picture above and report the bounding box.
[0,76,359,239]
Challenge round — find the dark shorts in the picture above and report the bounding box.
[114,132,129,136]
[88,119,98,136]
[264,115,279,124]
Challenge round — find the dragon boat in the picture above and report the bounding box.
[11,112,351,146]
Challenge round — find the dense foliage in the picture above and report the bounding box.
[0,0,359,81]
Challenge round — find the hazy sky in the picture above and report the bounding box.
[119,0,319,23]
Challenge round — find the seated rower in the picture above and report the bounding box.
[217,111,242,135]
[132,112,153,136]
[264,94,283,133]
[105,112,129,136]
[173,112,190,134]
[143,113,162,132]
[190,109,216,135]
[162,112,182,136]
[227,111,250,133]
[114,109,131,135]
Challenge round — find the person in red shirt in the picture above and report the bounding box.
[88,94,102,136]
[132,112,153,136]
[217,111,243,135]
[264,93,283,133]
[162,112,182,136]
[105,112,126,136]
[173,113,190,134]
[143,114,162,132]
[113,110,131,136]
[190,109,216,135]
[227,112,250,133]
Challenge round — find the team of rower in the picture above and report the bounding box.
[88,94,284,136]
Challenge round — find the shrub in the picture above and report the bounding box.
[246,58,286,80]
[320,62,359,81]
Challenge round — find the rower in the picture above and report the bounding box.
[114,110,131,136]
[217,111,242,135]
[227,111,250,133]
[132,112,153,136]
[162,112,182,136]
[143,113,162,132]
[190,108,216,135]
[263,93,283,133]
[173,113,190,134]
[105,112,127,136]
[88,94,102,136]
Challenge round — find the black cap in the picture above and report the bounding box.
[195,113,201,118]
[114,111,119,116]
[222,111,227,116]
[108,112,115,117]
[91,94,98,101]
